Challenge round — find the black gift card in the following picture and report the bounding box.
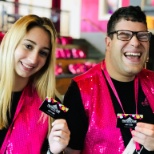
[117,113,143,128]
[39,97,69,119]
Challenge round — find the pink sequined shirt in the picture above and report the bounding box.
[0,84,49,154]
[73,61,154,154]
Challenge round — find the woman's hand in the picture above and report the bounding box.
[48,119,70,154]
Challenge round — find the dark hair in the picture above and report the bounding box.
[107,6,147,36]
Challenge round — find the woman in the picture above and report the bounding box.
[0,14,70,154]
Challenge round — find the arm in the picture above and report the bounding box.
[48,119,70,154]
[63,81,88,152]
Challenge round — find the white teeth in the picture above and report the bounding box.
[23,63,33,68]
[125,53,141,56]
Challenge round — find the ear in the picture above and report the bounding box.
[105,36,111,49]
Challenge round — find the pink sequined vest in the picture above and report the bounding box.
[74,61,154,154]
[0,84,49,154]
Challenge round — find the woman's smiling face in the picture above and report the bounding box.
[14,26,51,81]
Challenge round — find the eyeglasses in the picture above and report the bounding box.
[108,30,152,42]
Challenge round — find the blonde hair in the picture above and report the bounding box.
[0,14,60,128]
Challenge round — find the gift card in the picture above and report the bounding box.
[117,113,143,128]
[39,97,69,119]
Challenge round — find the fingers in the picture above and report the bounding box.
[52,119,70,134]
[131,122,154,151]
[131,122,154,141]
[52,119,67,126]
[51,128,70,145]
[48,119,70,154]
[134,122,154,136]
[50,119,70,143]
[50,136,69,146]
[52,119,68,128]
[131,130,146,145]
[136,122,154,130]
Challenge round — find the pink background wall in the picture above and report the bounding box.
[80,0,129,32]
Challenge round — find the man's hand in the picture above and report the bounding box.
[131,122,154,151]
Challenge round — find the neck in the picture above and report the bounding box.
[13,77,29,92]
[104,60,135,82]
[109,72,135,82]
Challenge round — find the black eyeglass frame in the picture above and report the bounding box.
[108,30,152,42]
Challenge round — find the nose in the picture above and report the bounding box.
[129,35,141,47]
[28,51,39,64]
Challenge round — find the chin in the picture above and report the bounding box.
[128,69,142,76]
[17,73,31,79]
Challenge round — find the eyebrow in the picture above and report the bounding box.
[24,39,51,51]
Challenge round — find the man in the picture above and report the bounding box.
[63,6,154,154]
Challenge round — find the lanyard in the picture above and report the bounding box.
[102,61,139,114]
[101,61,141,152]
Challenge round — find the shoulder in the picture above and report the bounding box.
[139,69,154,88]
[139,68,154,79]
[73,62,102,82]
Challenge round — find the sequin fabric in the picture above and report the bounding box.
[74,60,154,154]
[0,84,49,154]
[138,68,154,112]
